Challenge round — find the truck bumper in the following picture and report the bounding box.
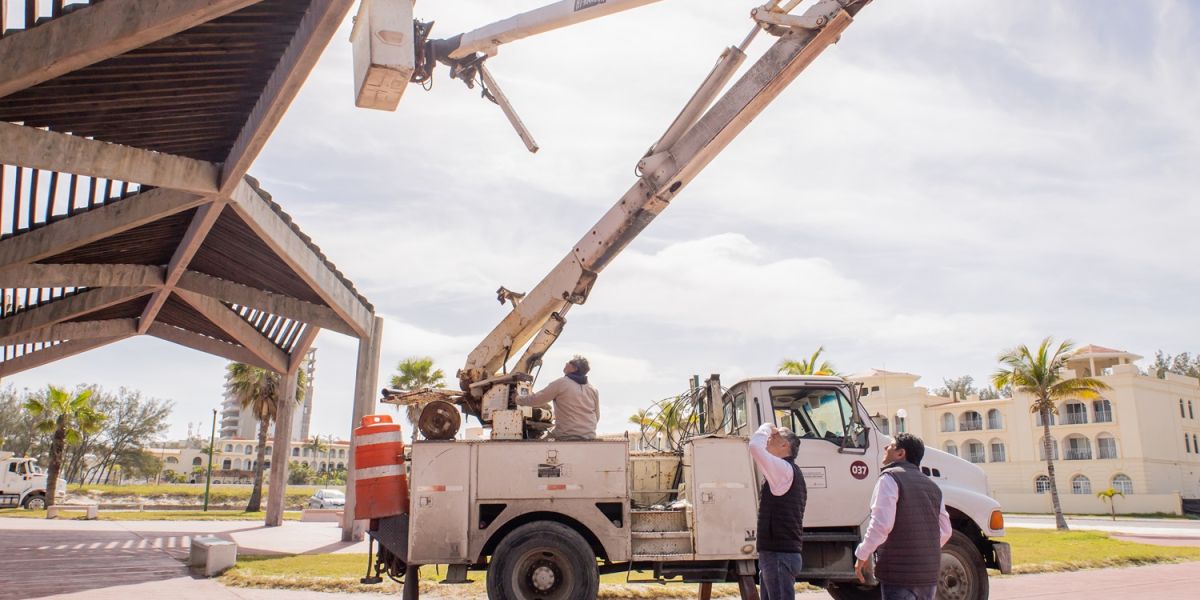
[992,541,1012,575]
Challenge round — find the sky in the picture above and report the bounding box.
[7,0,1199,442]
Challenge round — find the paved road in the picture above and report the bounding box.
[1007,514,1200,546]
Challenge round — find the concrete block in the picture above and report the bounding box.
[189,535,237,577]
[300,508,344,522]
[46,504,98,519]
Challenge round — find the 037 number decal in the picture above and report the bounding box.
[850,461,869,480]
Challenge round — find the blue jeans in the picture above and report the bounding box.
[758,550,803,600]
[881,584,937,600]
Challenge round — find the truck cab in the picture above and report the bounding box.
[0,451,62,509]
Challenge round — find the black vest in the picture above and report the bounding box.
[874,461,943,586]
[757,463,807,552]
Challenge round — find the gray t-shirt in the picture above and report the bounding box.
[517,376,600,439]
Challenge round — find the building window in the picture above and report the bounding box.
[895,414,907,434]
[1063,402,1088,425]
[1035,475,1051,494]
[1092,399,1112,423]
[223,459,233,469]
[941,413,956,433]
[1182,399,1187,418]
[303,448,310,457]
[964,440,985,464]
[1112,474,1133,495]
[1064,435,1092,460]
[192,457,203,466]
[245,445,253,455]
[235,444,243,453]
[1039,436,1059,461]
[224,444,233,452]
[987,409,1003,430]
[1191,401,1195,419]
[1035,410,1056,427]
[990,440,1006,462]
[1195,434,1199,456]
[1071,475,1091,495]
[960,411,983,431]
[292,447,299,457]
[166,456,179,464]
[1189,434,1194,454]
[944,441,958,457]
[1097,434,1118,459]
[877,416,890,435]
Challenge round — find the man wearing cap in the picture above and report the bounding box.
[517,355,599,440]
[748,422,806,600]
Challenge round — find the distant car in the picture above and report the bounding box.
[308,489,345,509]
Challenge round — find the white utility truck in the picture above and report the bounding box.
[349,1,1012,599]
[0,451,63,509]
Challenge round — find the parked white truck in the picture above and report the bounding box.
[350,1,1011,598]
[0,451,64,509]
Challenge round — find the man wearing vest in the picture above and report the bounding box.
[748,422,806,600]
[854,433,952,600]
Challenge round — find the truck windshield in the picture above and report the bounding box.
[770,387,861,447]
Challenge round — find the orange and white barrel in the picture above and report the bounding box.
[353,414,408,520]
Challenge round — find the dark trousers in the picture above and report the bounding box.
[881,583,938,600]
[758,550,803,600]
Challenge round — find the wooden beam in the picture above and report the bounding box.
[0,287,152,339]
[287,325,320,374]
[0,0,262,99]
[0,318,138,345]
[0,264,165,288]
[0,188,206,270]
[0,122,220,194]
[0,337,129,378]
[175,270,355,337]
[220,0,355,191]
[227,180,372,337]
[174,288,289,373]
[145,322,274,371]
[138,199,226,333]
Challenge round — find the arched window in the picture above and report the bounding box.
[265,446,272,454]
[895,413,907,434]
[960,411,983,431]
[223,459,233,469]
[987,409,1003,430]
[1190,401,1195,419]
[989,439,1006,462]
[235,444,243,453]
[1096,433,1117,459]
[165,457,179,464]
[1039,436,1059,461]
[941,413,956,433]
[224,444,233,452]
[244,445,253,455]
[336,462,344,470]
[1035,475,1051,494]
[1071,474,1091,495]
[1195,434,1199,454]
[1064,435,1092,460]
[1035,410,1056,427]
[292,447,300,457]
[1092,399,1113,423]
[1064,402,1088,425]
[1188,434,1193,454]
[1182,399,1187,418]
[192,457,203,466]
[944,441,958,457]
[1112,474,1133,495]
[877,416,890,435]
[964,440,985,463]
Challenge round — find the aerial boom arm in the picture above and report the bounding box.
[460,0,871,400]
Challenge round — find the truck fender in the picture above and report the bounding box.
[478,511,610,563]
[940,483,1004,537]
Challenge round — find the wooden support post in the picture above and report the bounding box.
[264,368,299,527]
[341,315,384,542]
[699,582,712,600]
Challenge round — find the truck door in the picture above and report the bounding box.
[766,384,879,528]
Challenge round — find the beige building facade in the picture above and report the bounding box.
[852,345,1200,515]
[152,437,350,485]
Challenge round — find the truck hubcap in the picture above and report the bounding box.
[531,564,556,591]
[27,496,46,510]
[513,550,570,599]
[938,553,970,600]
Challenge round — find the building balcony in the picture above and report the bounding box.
[1062,414,1088,425]
[960,422,983,432]
[1064,448,1093,461]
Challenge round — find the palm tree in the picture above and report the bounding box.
[390,357,446,442]
[992,337,1110,531]
[305,434,330,477]
[226,363,307,512]
[778,346,838,376]
[1097,487,1123,521]
[24,386,105,507]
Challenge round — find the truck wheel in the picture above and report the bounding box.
[22,493,47,510]
[938,530,988,600]
[486,521,598,600]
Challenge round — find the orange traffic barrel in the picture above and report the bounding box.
[353,414,408,519]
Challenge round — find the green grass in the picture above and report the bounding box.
[1004,527,1200,574]
[217,528,1200,596]
[0,508,301,521]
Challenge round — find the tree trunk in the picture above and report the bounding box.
[246,418,270,512]
[45,416,67,507]
[1040,404,1069,530]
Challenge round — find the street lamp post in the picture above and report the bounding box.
[204,408,216,511]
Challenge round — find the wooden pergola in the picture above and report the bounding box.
[0,0,383,534]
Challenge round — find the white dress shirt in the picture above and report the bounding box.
[748,422,794,496]
[854,471,953,560]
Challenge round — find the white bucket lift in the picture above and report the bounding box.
[351,0,416,111]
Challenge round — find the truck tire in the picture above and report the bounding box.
[486,521,598,600]
[938,530,988,600]
[825,531,988,600]
[22,493,46,510]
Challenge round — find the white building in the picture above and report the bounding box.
[852,345,1200,515]
[220,348,317,442]
[152,435,349,485]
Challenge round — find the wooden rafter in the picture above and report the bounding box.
[288,325,321,374]
[0,0,263,99]
[146,322,274,371]
[138,199,226,333]
[0,337,129,378]
[0,264,165,288]
[175,270,355,336]
[227,179,372,337]
[0,318,138,346]
[0,187,206,270]
[219,0,355,192]
[0,287,152,339]
[0,122,220,194]
[174,288,288,373]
